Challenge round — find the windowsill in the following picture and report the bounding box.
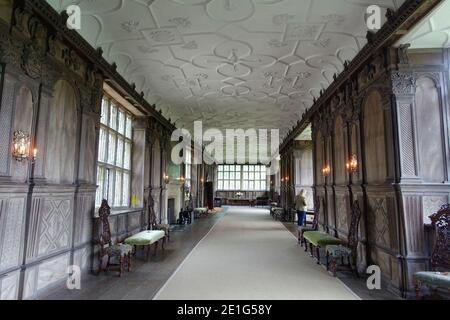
[93,207,144,218]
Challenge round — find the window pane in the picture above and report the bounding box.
[107,169,114,204]
[218,181,223,190]
[249,181,254,190]
[249,172,254,180]
[230,181,235,190]
[255,181,260,190]
[224,172,229,179]
[224,165,229,171]
[218,172,223,179]
[108,133,116,165]
[124,142,131,170]
[116,138,124,167]
[96,166,104,206]
[98,128,107,162]
[123,172,130,207]
[224,181,229,190]
[115,171,122,206]
[235,181,241,190]
[261,181,266,190]
[126,116,132,139]
[243,165,248,171]
[110,105,118,130]
[243,181,248,190]
[101,99,109,125]
[243,172,248,180]
[230,172,235,180]
[118,111,125,135]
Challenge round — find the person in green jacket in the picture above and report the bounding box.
[295,189,308,226]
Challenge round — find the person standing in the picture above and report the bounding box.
[295,189,308,226]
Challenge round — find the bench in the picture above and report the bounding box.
[303,198,343,264]
[194,207,209,218]
[298,198,320,246]
[271,207,284,221]
[125,230,166,261]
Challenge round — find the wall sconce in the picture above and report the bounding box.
[12,131,37,163]
[163,174,170,184]
[281,177,284,182]
[346,154,358,174]
[285,176,290,182]
[322,165,331,177]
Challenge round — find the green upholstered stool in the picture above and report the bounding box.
[303,231,343,247]
[106,243,133,257]
[414,272,450,290]
[303,231,343,265]
[125,230,165,246]
[326,245,352,257]
[194,208,208,218]
[125,230,166,261]
[271,207,284,221]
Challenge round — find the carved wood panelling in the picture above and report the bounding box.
[37,198,73,257]
[0,270,20,300]
[74,194,94,246]
[398,103,417,177]
[423,195,448,225]
[367,196,390,247]
[403,195,424,256]
[415,75,445,183]
[0,74,15,175]
[0,197,26,271]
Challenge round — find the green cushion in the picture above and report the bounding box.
[414,272,450,289]
[124,230,165,246]
[303,231,343,247]
[326,245,352,257]
[106,243,133,256]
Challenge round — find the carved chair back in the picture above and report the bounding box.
[311,197,321,230]
[146,192,157,230]
[430,204,450,271]
[347,199,362,253]
[98,199,112,247]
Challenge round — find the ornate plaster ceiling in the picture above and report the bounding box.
[47,0,404,143]
[397,0,450,49]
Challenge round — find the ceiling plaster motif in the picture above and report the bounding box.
[47,0,404,152]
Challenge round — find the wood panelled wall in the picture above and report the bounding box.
[281,46,450,297]
[0,1,195,299]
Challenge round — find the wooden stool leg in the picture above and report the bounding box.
[127,253,131,272]
[316,247,321,264]
[146,245,151,261]
[415,281,422,300]
[326,252,330,271]
[119,256,124,277]
[309,243,313,257]
[330,257,337,277]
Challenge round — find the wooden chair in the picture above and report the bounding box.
[146,193,170,241]
[414,204,450,299]
[97,200,132,277]
[325,200,362,277]
[298,197,320,247]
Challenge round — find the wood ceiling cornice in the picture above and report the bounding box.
[279,0,442,154]
[23,0,176,132]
